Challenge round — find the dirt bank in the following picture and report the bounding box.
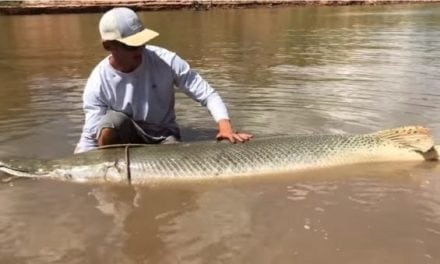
[0,0,439,15]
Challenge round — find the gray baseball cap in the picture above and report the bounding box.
[99,7,159,46]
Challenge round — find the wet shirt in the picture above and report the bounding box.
[75,45,229,153]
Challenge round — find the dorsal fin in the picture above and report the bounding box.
[370,126,434,153]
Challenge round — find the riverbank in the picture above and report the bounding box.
[0,0,439,15]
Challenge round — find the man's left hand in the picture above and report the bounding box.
[216,119,253,143]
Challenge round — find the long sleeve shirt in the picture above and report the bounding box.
[75,45,229,153]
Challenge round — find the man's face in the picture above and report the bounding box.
[106,41,144,73]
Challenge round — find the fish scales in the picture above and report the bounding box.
[127,134,396,183]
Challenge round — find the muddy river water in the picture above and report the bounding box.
[0,4,439,263]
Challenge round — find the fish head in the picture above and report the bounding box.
[49,160,129,184]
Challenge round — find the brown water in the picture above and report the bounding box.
[0,4,440,263]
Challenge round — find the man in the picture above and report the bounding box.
[75,7,252,153]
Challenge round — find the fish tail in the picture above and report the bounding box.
[371,126,437,160]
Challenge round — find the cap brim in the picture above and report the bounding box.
[118,28,159,47]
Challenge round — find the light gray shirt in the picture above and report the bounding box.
[75,45,229,153]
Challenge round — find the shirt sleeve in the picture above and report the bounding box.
[74,74,108,153]
[170,53,230,122]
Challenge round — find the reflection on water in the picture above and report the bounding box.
[1,162,439,263]
[0,3,440,263]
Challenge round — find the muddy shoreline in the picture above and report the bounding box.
[1,0,439,15]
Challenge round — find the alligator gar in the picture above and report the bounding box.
[0,126,438,184]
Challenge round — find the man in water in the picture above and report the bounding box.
[75,7,252,153]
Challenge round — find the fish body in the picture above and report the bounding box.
[0,126,437,184]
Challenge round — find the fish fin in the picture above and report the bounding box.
[371,126,435,154]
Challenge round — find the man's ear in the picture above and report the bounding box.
[102,41,113,51]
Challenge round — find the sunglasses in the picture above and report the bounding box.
[116,42,144,51]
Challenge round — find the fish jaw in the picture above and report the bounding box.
[0,158,129,184]
[0,158,54,178]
